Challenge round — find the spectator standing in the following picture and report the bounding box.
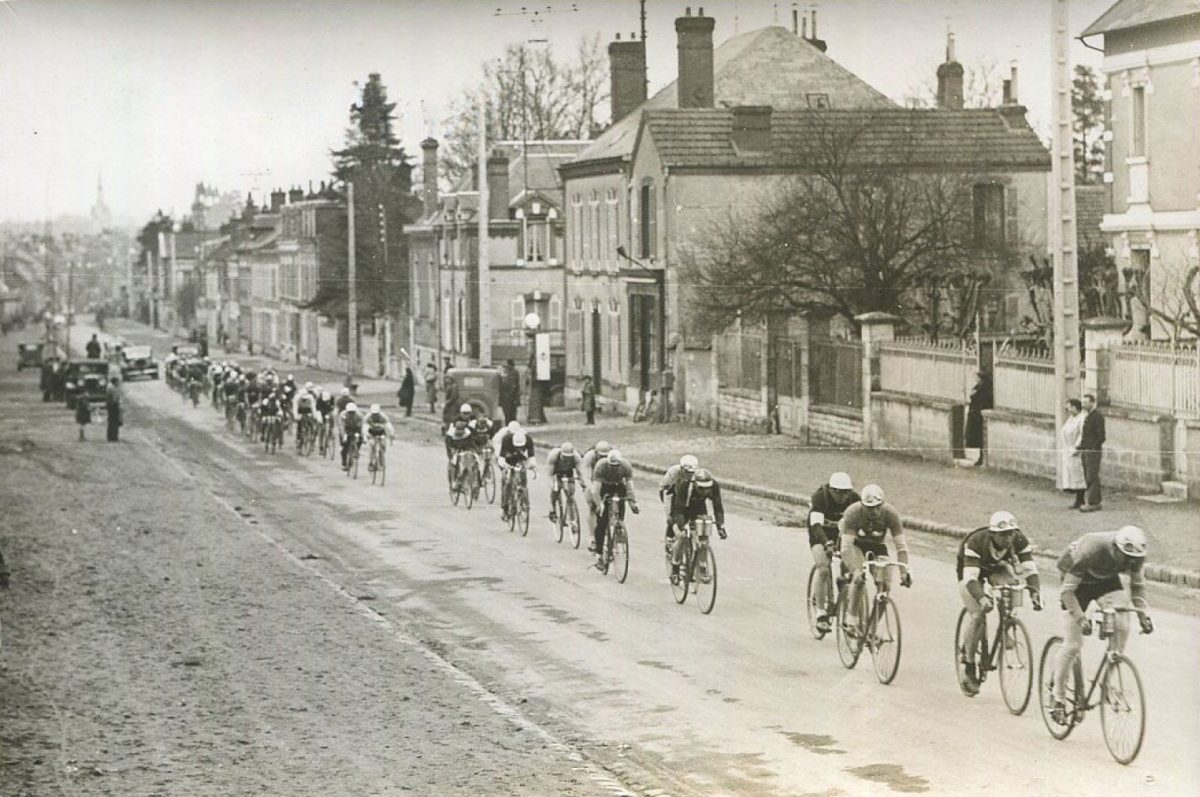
[105,377,123,442]
[75,397,92,440]
[441,375,460,429]
[1058,398,1087,508]
[85,333,102,359]
[423,362,439,413]
[1079,393,1106,511]
[40,356,57,402]
[581,376,596,425]
[398,367,415,417]
[965,370,992,466]
[499,359,520,425]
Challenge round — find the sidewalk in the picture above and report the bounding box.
[101,318,1200,586]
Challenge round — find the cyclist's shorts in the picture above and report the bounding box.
[1060,576,1122,612]
[298,406,313,415]
[368,427,387,436]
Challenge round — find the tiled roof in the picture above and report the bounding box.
[641,108,1051,171]
[568,25,894,168]
[172,231,220,259]
[1081,0,1200,36]
[1075,184,1107,248]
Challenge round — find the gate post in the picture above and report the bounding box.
[1082,316,1128,404]
[856,312,900,447]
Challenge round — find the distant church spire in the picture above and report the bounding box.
[90,171,112,232]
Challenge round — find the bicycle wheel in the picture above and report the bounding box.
[464,467,476,509]
[567,497,581,549]
[1038,637,1084,740]
[483,463,496,504]
[806,565,828,640]
[611,523,630,584]
[350,449,359,480]
[999,617,1034,716]
[1100,653,1146,765]
[553,494,565,543]
[378,452,386,487]
[953,608,980,697]
[870,595,902,685]
[670,540,690,605]
[835,586,864,670]
[517,488,530,536]
[693,543,717,614]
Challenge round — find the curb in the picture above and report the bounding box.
[407,415,1200,590]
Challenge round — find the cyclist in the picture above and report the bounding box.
[838,484,911,633]
[445,418,477,489]
[667,467,725,577]
[281,374,298,404]
[499,430,535,521]
[259,389,284,442]
[490,421,521,499]
[956,510,1043,696]
[294,384,321,450]
[470,413,495,450]
[364,403,396,471]
[1049,525,1153,722]
[581,440,612,480]
[590,450,639,567]
[808,472,861,634]
[659,454,699,548]
[337,401,364,470]
[546,441,584,522]
[335,386,353,413]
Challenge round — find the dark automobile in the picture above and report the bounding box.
[120,345,159,381]
[17,342,44,370]
[445,367,503,423]
[64,359,113,410]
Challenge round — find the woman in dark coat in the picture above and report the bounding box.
[581,376,596,425]
[965,370,992,464]
[398,368,415,417]
[105,377,123,442]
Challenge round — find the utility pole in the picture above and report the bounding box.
[346,181,358,389]
[478,92,492,367]
[1049,0,1082,483]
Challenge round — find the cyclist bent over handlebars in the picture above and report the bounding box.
[589,450,638,567]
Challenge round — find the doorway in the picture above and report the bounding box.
[591,306,602,389]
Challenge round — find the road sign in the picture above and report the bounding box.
[535,332,550,381]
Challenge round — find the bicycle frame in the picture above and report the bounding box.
[1072,606,1144,716]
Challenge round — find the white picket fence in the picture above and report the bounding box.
[878,337,977,403]
[994,348,1056,416]
[1109,341,1200,419]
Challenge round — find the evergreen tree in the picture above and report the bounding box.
[1072,65,1106,185]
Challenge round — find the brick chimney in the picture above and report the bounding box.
[731,106,772,152]
[288,186,304,203]
[486,155,510,222]
[608,33,647,124]
[936,32,964,110]
[270,188,285,212]
[805,8,827,53]
[999,64,1027,128]
[676,7,715,109]
[421,137,439,218]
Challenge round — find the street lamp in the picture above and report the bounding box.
[523,310,547,424]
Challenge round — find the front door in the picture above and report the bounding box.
[591,306,602,389]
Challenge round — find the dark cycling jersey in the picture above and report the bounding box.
[956,527,1035,581]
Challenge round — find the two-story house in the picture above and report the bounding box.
[1082,0,1200,339]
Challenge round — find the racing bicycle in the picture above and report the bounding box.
[835,553,908,685]
[504,462,531,535]
[344,433,362,479]
[596,493,631,582]
[262,415,283,454]
[551,474,581,547]
[367,433,389,486]
[954,582,1035,714]
[806,534,846,640]
[667,515,720,614]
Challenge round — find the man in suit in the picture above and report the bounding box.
[1079,393,1105,512]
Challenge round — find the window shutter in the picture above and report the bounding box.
[549,295,561,330]
[647,185,657,259]
[1005,184,1018,247]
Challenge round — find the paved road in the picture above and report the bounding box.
[109,344,1200,796]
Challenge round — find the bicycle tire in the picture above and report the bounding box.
[464,467,475,509]
[670,539,690,605]
[1100,653,1146,765]
[806,565,828,640]
[871,595,902,685]
[553,494,564,543]
[483,463,496,504]
[517,488,529,536]
[1038,636,1084,740]
[567,497,580,549]
[693,543,717,614]
[378,452,386,487]
[999,617,1034,716]
[612,523,629,583]
[835,586,864,670]
[953,607,981,697]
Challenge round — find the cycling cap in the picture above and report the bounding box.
[595,440,612,455]
[809,510,826,527]
[513,432,527,447]
[369,403,381,414]
[561,442,575,455]
[861,484,884,507]
[460,403,473,414]
[305,381,313,390]
[607,450,623,464]
[694,468,715,488]
[287,374,294,381]
[1114,525,1147,557]
[829,472,853,490]
[321,391,331,400]
[345,402,358,413]
[340,387,350,396]
[680,454,699,472]
[988,510,1019,533]
[507,420,521,433]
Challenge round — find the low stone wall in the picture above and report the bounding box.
[1177,418,1200,498]
[716,388,772,434]
[1102,407,1174,493]
[809,404,863,447]
[981,408,1057,479]
[316,323,345,374]
[871,391,960,463]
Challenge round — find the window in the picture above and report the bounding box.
[972,183,1005,249]
[548,295,561,330]
[639,182,656,259]
[806,92,830,109]
[1131,86,1146,158]
[608,304,621,377]
[511,295,525,333]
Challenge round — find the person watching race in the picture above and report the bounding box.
[498,430,536,521]
[659,454,699,549]
[808,472,861,634]
[667,467,725,577]
[956,510,1042,696]
[1049,525,1153,722]
[838,483,911,632]
[337,401,364,470]
[589,450,639,567]
[546,441,584,522]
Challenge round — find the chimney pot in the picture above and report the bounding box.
[1002,78,1012,105]
[675,8,716,109]
[1009,64,1019,104]
[608,37,647,123]
[936,32,964,110]
[421,137,439,218]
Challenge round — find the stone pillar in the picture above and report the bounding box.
[856,312,900,447]
[1082,317,1129,404]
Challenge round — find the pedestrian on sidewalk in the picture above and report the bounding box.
[1058,398,1087,508]
[581,376,596,425]
[423,362,438,413]
[85,333,102,359]
[965,370,992,466]
[398,367,415,417]
[1079,393,1105,511]
[500,359,520,425]
[75,397,92,441]
[105,377,123,442]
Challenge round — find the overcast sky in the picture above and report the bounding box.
[0,0,1112,225]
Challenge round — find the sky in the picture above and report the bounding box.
[0,0,1113,225]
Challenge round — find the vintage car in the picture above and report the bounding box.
[17,342,44,370]
[120,345,159,381]
[445,367,503,423]
[64,359,113,410]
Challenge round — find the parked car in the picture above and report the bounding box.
[120,345,159,381]
[445,367,503,423]
[17,342,44,370]
[64,359,113,410]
